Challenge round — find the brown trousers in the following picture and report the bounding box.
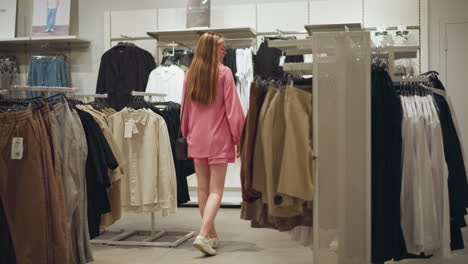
[239,83,267,202]
[0,107,71,264]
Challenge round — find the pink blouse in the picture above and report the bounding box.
[181,64,245,159]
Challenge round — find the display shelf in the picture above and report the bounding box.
[0,36,90,50]
[372,46,420,81]
[283,62,314,75]
[373,46,419,60]
[305,23,362,35]
[364,25,420,31]
[0,37,30,43]
[147,27,256,43]
[268,39,314,55]
[392,46,419,59]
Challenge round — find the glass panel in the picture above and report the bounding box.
[313,31,372,264]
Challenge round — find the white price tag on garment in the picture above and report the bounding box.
[132,120,139,134]
[124,121,133,138]
[11,137,24,160]
[279,56,286,67]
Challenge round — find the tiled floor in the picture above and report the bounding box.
[91,208,313,264]
[91,208,468,264]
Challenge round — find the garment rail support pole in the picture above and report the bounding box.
[151,212,156,236]
[172,41,175,57]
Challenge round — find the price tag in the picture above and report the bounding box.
[11,137,24,160]
[124,121,133,138]
[132,120,139,134]
[279,56,286,67]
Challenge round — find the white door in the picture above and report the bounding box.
[442,19,468,170]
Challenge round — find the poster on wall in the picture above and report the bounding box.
[187,0,210,28]
[0,0,17,38]
[32,0,71,37]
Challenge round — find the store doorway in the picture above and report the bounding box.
[441,18,468,169]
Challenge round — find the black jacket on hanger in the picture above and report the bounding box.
[96,45,156,110]
[430,76,468,251]
[254,39,304,79]
[254,41,284,78]
[148,102,194,205]
[371,67,408,263]
[76,109,118,239]
[223,48,237,83]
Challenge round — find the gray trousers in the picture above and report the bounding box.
[51,102,93,264]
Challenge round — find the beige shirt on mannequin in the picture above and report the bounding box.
[47,0,59,9]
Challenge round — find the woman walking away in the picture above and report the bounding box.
[181,32,245,256]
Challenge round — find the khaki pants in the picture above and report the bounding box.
[0,108,71,264]
[37,105,71,264]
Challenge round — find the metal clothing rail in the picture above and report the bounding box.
[10,85,78,97]
[393,76,429,83]
[92,89,196,248]
[71,93,108,103]
[72,93,108,98]
[371,46,420,81]
[132,91,167,102]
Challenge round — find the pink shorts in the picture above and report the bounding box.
[193,157,235,165]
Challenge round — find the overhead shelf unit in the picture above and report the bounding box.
[283,62,313,76]
[147,27,257,65]
[147,27,256,43]
[0,36,90,51]
[268,39,314,76]
[372,46,420,80]
[305,23,363,35]
[268,39,313,56]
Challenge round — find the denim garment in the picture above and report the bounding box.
[46,8,58,31]
[27,57,70,97]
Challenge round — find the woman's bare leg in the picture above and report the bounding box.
[199,163,228,238]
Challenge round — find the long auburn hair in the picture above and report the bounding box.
[186,32,224,105]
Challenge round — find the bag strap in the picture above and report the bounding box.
[178,87,187,139]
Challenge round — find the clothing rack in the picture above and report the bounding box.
[72,93,108,103]
[283,63,313,76]
[10,85,78,97]
[72,93,108,98]
[131,91,167,102]
[371,46,420,81]
[92,89,196,248]
[393,76,429,83]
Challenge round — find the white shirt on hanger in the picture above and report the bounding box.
[146,65,185,104]
[109,108,177,216]
[235,48,253,115]
[426,95,451,258]
[401,93,451,257]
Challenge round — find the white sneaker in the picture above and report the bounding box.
[209,237,219,249]
[51,28,55,32]
[193,235,216,256]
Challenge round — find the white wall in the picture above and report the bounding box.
[428,0,468,81]
[11,0,428,93]
[0,0,17,38]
